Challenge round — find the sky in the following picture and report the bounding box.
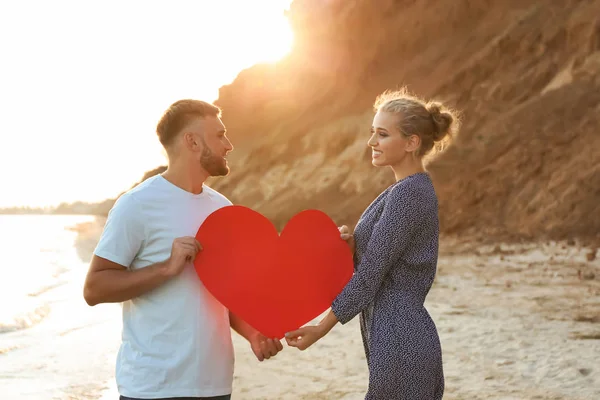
[0,0,294,208]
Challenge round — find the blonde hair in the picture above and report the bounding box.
[374,88,459,157]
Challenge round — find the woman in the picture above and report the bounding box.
[285,88,459,399]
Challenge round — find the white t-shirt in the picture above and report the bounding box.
[94,175,235,399]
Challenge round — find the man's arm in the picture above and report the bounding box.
[83,256,171,306]
[84,236,201,306]
[229,312,258,341]
[229,312,283,361]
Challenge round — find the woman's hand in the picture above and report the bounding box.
[338,225,355,254]
[285,325,325,350]
[285,310,339,350]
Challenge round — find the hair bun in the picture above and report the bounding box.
[427,102,454,142]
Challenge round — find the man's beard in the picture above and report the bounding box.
[200,148,229,177]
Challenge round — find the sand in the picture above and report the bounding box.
[75,218,599,399]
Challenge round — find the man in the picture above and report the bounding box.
[83,99,283,400]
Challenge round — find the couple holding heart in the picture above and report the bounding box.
[84,88,458,400]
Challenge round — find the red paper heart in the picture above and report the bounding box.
[194,205,353,339]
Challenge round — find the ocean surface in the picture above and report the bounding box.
[0,215,121,399]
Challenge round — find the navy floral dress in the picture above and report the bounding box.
[331,172,444,400]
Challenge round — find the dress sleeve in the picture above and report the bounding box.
[331,182,428,324]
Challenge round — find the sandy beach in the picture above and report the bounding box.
[3,0,599,399]
[2,215,598,399]
[63,217,600,399]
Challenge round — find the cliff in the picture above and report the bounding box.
[205,0,600,243]
[130,0,600,243]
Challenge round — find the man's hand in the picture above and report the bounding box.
[338,225,355,254]
[229,313,283,362]
[162,236,202,277]
[249,332,283,362]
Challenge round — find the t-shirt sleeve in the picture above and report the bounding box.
[93,193,145,268]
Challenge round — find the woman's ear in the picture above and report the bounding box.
[405,134,421,153]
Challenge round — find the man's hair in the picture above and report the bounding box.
[156,99,221,147]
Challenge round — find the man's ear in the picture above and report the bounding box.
[183,132,200,150]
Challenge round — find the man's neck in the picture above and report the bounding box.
[161,162,209,195]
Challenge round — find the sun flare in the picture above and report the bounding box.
[252,17,295,63]
[0,0,295,209]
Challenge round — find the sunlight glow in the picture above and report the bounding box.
[0,0,294,208]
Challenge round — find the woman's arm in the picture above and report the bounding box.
[286,181,432,350]
[330,182,429,324]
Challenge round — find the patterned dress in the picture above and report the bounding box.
[331,172,444,400]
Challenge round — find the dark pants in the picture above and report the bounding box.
[120,396,231,400]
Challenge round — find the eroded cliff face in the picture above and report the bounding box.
[140,0,600,242]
